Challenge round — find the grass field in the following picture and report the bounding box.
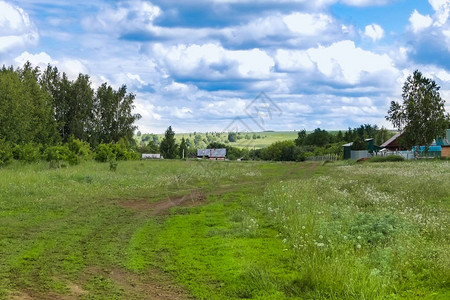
[0,159,448,299]
[137,131,299,149]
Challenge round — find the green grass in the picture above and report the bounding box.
[137,131,299,149]
[0,160,448,299]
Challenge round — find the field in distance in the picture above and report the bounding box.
[137,131,300,149]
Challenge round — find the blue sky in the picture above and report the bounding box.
[1,0,449,133]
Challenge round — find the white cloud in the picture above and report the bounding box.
[409,9,433,33]
[364,24,384,42]
[127,73,145,85]
[83,1,161,33]
[14,51,55,68]
[429,0,450,26]
[14,51,89,81]
[153,43,274,79]
[276,40,398,85]
[283,13,333,36]
[340,0,390,6]
[275,49,315,72]
[0,1,38,53]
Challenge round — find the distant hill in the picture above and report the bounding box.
[135,131,300,149]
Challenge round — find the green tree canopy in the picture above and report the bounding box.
[160,126,178,159]
[386,70,449,148]
[179,137,188,158]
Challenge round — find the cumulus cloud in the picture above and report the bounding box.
[409,10,433,33]
[82,1,161,35]
[283,12,333,36]
[0,1,38,53]
[14,51,90,81]
[14,51,55,68]
[152,43,275,80]
[364,24,384,42]
[406,1,450,68]
[276,40,398,86]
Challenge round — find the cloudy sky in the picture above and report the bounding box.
[1,0,449,133]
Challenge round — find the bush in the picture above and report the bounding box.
[369,155,405,162]
[67,137,92,160]
[260,140,296,161]
[43,145,80,167]
[94,144,116,162]
[0,137,12,166]
[94,142,140,162]
[13,143,42,163]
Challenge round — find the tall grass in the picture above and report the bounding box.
[254,161,450,298]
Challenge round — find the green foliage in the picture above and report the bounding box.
[94,143,116,162]
[0,65,59,146]
[228,132,237,143]
[260,140,298,161]
[67,137,92,160]
[369,155,405,162]
[94,141,139,162]
[1,63,141,150]
[43,145,72,167]
[179,137,188,159]
[94,84,141,145]
[386,70,449,148]
[159,126,178,159]
[13,142,42,163]
[109,160,118,171]
[0,137,13,167]
[351,136,367,150]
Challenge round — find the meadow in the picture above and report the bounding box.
[0,159,448,299]
[138,131,299,149]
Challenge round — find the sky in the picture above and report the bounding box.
[0,0,449,134]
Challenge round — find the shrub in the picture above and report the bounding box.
[67,137,92,160]
[12,143,42,163]
[94,144,116,162]
[369,155,405,163]
[44,145,80,167]
[0,137,13,166]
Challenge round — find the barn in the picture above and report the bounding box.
[197,148,227,160]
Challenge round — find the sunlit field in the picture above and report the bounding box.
[0,160,448,299]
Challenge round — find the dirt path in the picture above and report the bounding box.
[119,190,207,215]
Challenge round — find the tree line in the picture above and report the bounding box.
[0,62,141,166]
[0,62,141,147]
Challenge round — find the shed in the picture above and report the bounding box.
[343,142,352,160]
[380,131,406,151]
[343,139,382,160]
[197,148,227,159]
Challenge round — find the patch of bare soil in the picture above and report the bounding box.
[10,266,191,300]
[118,190,206,215]
[82,266,191,300]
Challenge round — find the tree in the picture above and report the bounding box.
[228,132,237,143]
[351,136,367,150]
[94,83,141,146]
[375,127,390,146]
[179,137,188,159]
[295,130,307,146]
[160,126,178,159]
[386,70,449,149]
[305,128,330,147]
